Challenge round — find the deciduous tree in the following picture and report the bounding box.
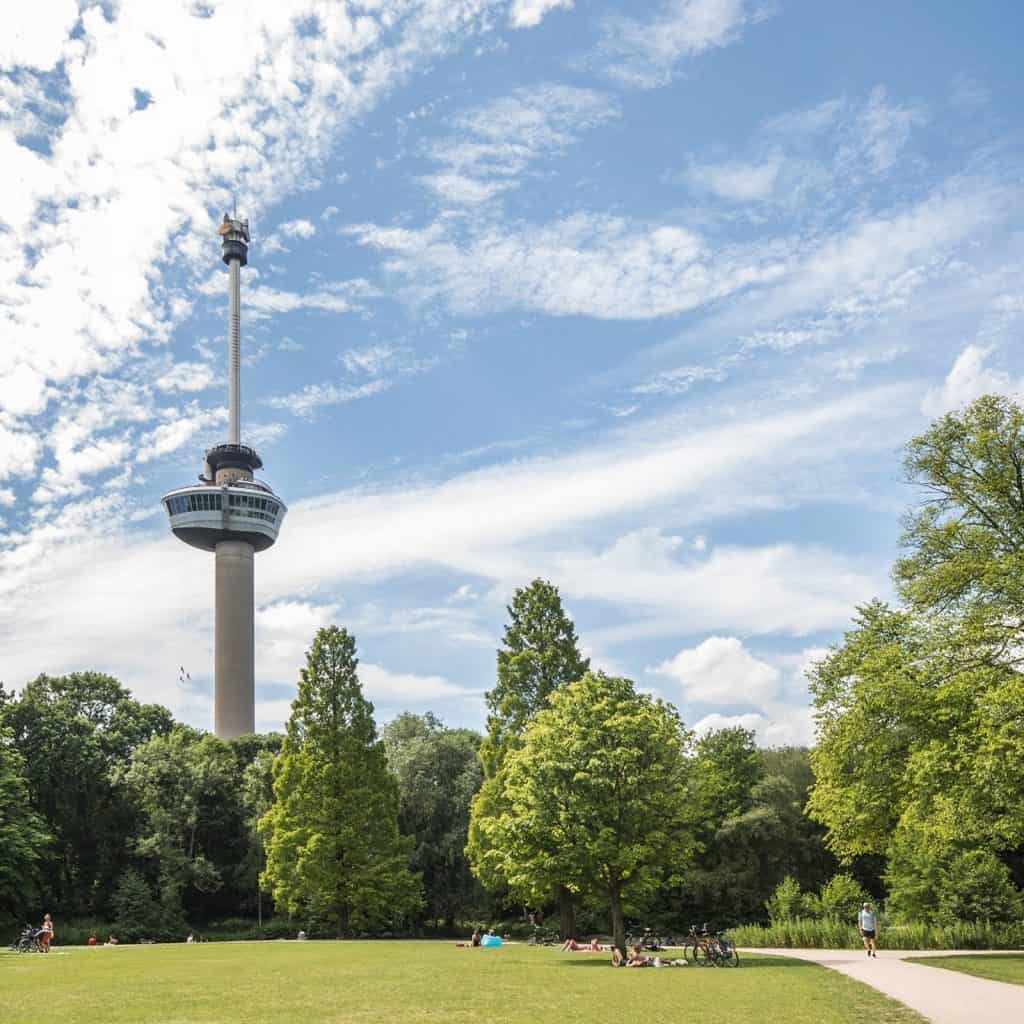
[382,712,483,930]
[477,673,696,953]
[0,726,49,917]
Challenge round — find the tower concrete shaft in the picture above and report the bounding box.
[215,540,255,739]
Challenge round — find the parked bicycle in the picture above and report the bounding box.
[684,923,740,967]
[625,926,665,951]
[527,927,561,947]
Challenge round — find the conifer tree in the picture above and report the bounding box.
[260,626,420,936]
[468,579,589,937]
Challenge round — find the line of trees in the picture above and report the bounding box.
[0,582,838,944]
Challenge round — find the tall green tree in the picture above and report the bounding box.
[119,727,243,925]
[469,579,589,937]
[382,712,483,930]
[477,672,696,953]
[896,393,1024,627]
[677,739,838,925]
[0,726,49,917]
[480,579,590,773]
[1,672,173,914]
[259,627,421,936]
[808,397,1024,920]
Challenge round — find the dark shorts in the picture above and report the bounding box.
[861,929,876,939]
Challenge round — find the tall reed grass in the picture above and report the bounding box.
[731,917,1024,950]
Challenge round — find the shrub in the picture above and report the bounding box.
[887,837,1024,925]
[111,869,185,942]
[765,876,804,923]
[818,873,869,922]
[937,850,1023,924]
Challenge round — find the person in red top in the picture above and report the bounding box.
[87,934,97,946]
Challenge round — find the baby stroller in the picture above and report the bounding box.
[9,924,43,953]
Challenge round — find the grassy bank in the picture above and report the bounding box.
[907,953,1024,986]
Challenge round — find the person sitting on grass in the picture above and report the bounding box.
[455,929,482,948]
[627,944,652,967]
[611,945,649,966]
[104,935,118,946]
[87,934,97,947]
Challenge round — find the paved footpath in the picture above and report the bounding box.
[747,948,1024,1023]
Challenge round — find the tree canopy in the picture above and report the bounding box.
[382,712,483,930]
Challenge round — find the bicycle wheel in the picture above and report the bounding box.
[719,945,739,967]
[692,944,713,967]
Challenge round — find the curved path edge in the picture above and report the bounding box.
[743,947,1024,1023]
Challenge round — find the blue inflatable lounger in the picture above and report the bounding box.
[480,935,503,947]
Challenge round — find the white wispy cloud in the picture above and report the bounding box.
[419,83,619,204]
[586,0,770,90]
[278,218,317,239]
[349,211,784,319]
[266,378,393,418]
[681,87,927,210]
[509,0,574,28]
[0,385,904,721]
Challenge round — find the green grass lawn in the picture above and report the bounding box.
[0,941,926,1024]
[907,953,1024,987]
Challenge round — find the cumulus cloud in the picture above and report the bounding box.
[654,636,779,704]
[921,343,1024,417]
[0,1,79,72]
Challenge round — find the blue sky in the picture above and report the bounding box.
[1,0,1022,743]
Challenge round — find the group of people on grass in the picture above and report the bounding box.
[555,900,881,967]
[456,928,512,947]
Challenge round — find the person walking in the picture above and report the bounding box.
[859,902,878,958]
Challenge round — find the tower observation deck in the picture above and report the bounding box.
[161,214,287,738]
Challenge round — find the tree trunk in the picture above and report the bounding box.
[609,886,626,955]
[558,886,576,941]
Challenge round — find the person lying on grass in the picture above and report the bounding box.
[611,945,685,967]
[561,937,606,951]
